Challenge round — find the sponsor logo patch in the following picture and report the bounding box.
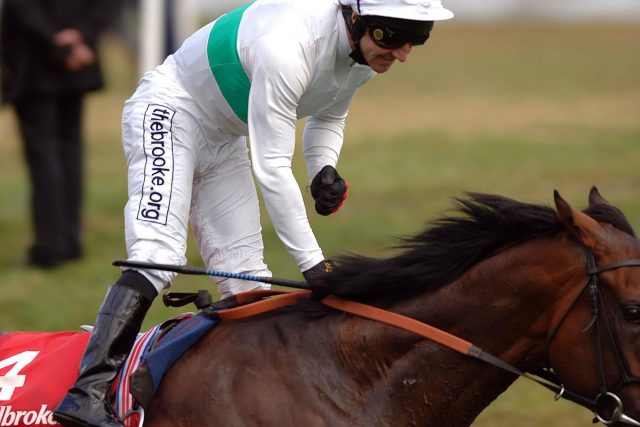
[137,104,176,225]
[0,405,57,426]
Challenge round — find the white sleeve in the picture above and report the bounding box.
[245,34,325,272]
[302,92,356,183]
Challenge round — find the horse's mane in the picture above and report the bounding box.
[314,192,635,303]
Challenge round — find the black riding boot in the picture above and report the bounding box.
[54,272,155,427]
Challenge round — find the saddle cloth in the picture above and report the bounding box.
[0,313,219,427]
[0,331,90,426]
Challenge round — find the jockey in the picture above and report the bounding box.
[53,0,453,425]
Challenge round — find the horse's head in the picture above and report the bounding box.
[549,187,640,426]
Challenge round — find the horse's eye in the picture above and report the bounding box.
[622,305,640,324]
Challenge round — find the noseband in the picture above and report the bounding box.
[543,249,640,425]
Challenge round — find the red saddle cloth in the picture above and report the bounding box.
[0,331,90,426]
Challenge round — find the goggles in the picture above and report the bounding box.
[363,17,433,49]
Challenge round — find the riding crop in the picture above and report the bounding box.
[112,260,310,289]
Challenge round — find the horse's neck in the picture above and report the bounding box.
[404,238,582,357]
[338,238,584,426]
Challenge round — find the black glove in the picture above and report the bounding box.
[302,259,336,286]
[310,165,348,216]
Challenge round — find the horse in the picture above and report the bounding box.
[141,187,640,427]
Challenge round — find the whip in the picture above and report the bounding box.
[112,260,310,290]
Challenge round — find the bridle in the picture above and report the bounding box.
[542,248,640,426]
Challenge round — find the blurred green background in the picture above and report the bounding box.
[1,20,639,426]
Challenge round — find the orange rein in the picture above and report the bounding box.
[212,288,581,406]
[214,289,311,320]
[321,295,476,355]
[214,289,477,357]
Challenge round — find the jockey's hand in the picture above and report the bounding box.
[310,165,348,216]
[303,259,336,287]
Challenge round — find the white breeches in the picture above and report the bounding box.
[120,72,271,299]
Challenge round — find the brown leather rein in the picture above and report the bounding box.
[176,289,574,406]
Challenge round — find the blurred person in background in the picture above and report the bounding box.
[53,0,453,426]
[0,0,121,268]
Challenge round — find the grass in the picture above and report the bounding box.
[1,22,639,426]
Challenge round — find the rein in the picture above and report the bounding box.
[180,288,594,410]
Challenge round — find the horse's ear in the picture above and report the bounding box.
[554,190,603,249]
[588,186,611,208]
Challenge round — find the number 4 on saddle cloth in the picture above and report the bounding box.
[0,303,220,427]
[0,331,89,426]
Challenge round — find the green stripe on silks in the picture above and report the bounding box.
[207,2,253,123]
